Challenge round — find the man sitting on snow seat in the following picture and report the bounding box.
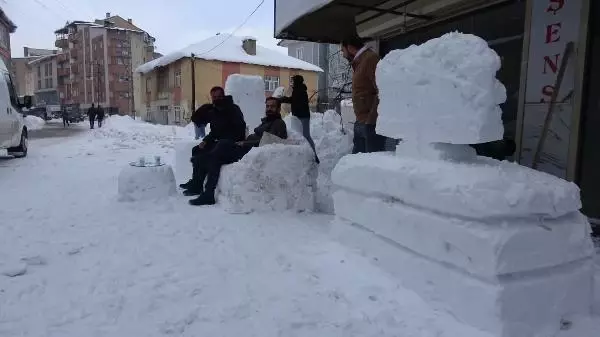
[188,97,288,206]
[181,88,247,197]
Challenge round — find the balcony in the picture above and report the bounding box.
[57,53,69,63]
[68,32,80,43]
[55,34,68,49]
[57,67,69,77]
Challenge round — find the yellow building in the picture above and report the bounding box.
[135,34,322,124]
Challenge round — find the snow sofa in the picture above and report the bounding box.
[217,130,317,213]
[331,33,597,337]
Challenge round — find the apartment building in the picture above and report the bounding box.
[0,7,16,69]
[12,47,58,96]
[29,53,60,106]
[54,13,156,114]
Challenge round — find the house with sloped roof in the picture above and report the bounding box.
[134,34,322,125]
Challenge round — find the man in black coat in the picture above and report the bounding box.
[279,75,319,163]
[181,94,247,197]
[96,104,105,128]
[87,103,96,129]
[189,97,287,206]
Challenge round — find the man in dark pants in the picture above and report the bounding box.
[181,91,247,197]
[61,107,70,127]
[341,36,386,154]
[88,103,96,129]
[189,97,288,206]
[97,104,105,128]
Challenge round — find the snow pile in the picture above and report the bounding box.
[24,115,45,130]
[135,34,322,74]
[312,111,353,213]
[332,32,598,337]
[376,32,506,144]
[225,74,265,130]
[92,115,191,149]
[218,143,316,213]
[118,163,177,202]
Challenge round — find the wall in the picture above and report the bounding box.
[130,32,148,117]
[12,58,33,95]
[0,20,12,69]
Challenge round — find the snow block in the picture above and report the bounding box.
[218,144,316,213]
[332,153,582,219]
[174,139,199,183]
[375,32,506,144]
[331,217,595,337]
[118,164,177,202]
[333,189,594,279]
[225,74,265,130]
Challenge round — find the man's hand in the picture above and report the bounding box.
[236,141,246,146]
[198,141,206,149]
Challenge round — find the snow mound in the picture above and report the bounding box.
[312,111,353,213]
[118,164,177,202]
[218,144,316,213]
[333,153,582,219]
[376,32,506,144]
[24,115,45,130]
[225,74,265,130]
[93,115,191,148]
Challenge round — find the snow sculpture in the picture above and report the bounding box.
[174,139,199,184]
[118,158,176,202]
[218,143,316,213]
[331,33,597,337]
[225,74,265,130]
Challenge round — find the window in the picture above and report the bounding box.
[174,106,182,123]
[264,76,280,92]
[37,65,41,78]
[37,80,42,90]
[119,74,129,82]
[4,73,19,107]
[117,57,124,65]
[296,47,303,60]
[45,78,52,88]
[174,70,181,87]
[120,92,130,99]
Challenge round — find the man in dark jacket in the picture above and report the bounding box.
[181,94,247,197]
[88,103,96,129]
[279,75,319,163]
[96,104,105,128]
[191,86,226,139]
[189,97,287,206]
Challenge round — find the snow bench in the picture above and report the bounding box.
[217,140,317,213]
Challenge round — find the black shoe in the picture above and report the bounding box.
[315,155,320,164]
[183,187,203,196]
[189,193,216,206]
[179,179,194,189]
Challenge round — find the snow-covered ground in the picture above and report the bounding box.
[0,116,511,337]
[24,115,46,131]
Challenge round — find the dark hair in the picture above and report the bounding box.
[341,36,365,49]
[265,96,281,108]
[210,86,224,94]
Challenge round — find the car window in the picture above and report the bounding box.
[4,72,19,108]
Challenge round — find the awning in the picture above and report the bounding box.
[274,0,508,43]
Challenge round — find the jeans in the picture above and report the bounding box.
[352,122,385,154]
[299,117,318,159]
[194,124,206,140]
[89,116,95,129]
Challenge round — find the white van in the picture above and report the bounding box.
[0,58,32,158]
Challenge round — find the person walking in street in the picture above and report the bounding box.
[96,104,105,128]
[341,36,385,154]
[189,97,288,206]
[279,75,319,163]
[88,103,96,129]
[181,90,247,198]
[61,107,70,127]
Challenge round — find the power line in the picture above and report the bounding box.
[194,0,265,58]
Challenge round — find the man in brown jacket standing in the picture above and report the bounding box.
[342,37,385,153]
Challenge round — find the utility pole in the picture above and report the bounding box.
[191,53,196,114]
[96,61,101,105]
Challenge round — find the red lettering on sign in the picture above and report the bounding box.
[546,23,562,43]
[543,53,560,74]
[541,85,555,102]
[546,0,565,15]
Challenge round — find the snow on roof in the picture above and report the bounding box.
[28,54,60,65]
[135,34,323,74]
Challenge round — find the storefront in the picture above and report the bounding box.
[275,0,598,225]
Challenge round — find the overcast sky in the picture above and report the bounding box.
[3,0,286,58]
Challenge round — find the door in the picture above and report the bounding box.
[577,1,600,225]
[0,70,12,147]
[3,72,22,146]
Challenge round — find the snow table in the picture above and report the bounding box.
[118,157,176,202]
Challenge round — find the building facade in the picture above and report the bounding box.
[0,7,16,69]
[54,13,156,114]
[136,35,321,125]
[29,54,60,106]
[279,40,351,110]
[12,47,59,97]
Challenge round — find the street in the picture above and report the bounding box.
[29,120,86,140]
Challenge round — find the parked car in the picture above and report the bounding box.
[1,59,32,158]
